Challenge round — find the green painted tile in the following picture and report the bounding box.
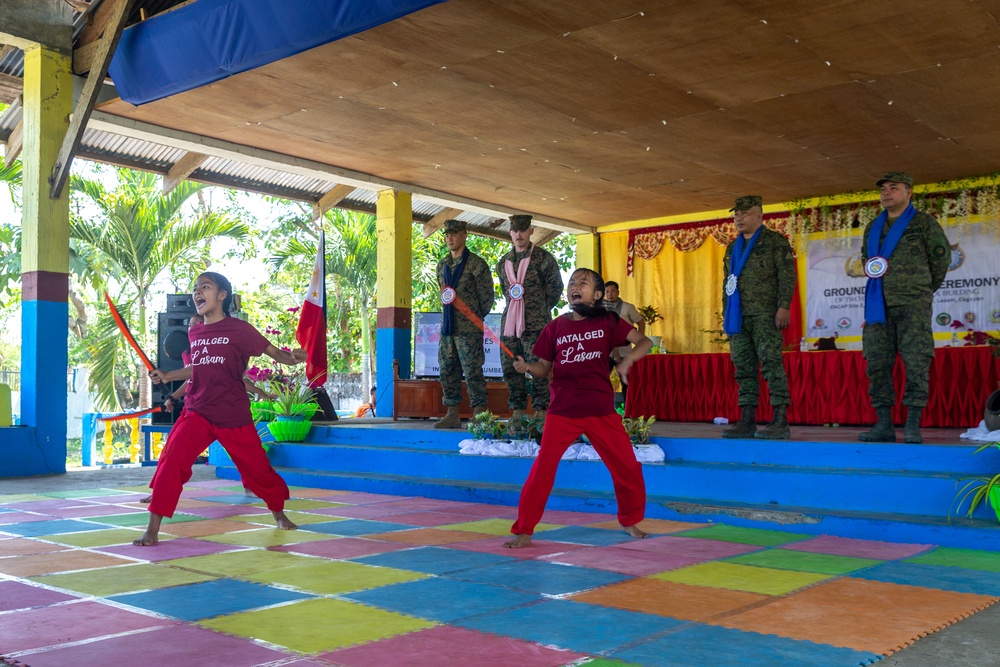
[225,510,337,526]
[90,512,204,527]
[906,546,1000,572]
[0,494,50,504]
[672,524,810,546]
[653,561,830,596]
[32,563,217,596]
[441,518,559,536]
[163,549,316,577]
[247,560,427,594]
[199,598,434,654]
[40,489,136,499]
[200,528,337,547]
[37,528,149,548]
[577,660,643,667]
[727,548,881,575]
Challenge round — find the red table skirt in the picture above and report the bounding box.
[625,347,1000,428]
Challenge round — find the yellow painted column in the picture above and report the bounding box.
[576,232,600,273]
[375,189,413,417]
[17,44,72,475]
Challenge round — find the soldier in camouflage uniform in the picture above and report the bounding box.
[497,215,563,425]
[860,172,951,444]
[435,219,495,429]
[721,196,796,440]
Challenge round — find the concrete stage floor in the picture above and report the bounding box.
[2,460,999,667]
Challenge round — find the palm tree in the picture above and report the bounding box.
[71,168,250,410]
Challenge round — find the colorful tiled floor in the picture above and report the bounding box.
[2,481,1000,667]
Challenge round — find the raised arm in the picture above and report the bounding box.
[149,366,192,385]
[513,355,552,379]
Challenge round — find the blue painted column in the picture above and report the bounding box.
[375,189,413,418]
[14,44,72,475]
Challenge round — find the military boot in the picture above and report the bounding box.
[434,406,462,429]
[903,407,923,444]
[756,405,791,440]
[858,407,895,442]
[722,406,757,439]
[507,409,527,435]
[472,405,489,417]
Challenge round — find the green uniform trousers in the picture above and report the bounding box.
[729,314,790,407]
[862,301,934,408]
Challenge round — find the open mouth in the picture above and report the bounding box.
[193,297,207,311]
[568,291,583,303]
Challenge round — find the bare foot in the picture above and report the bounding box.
[132,531,158,546]
[621,523,649,539]
[140,495,152,504]
[243,489,258,498]
[503,534,532,548]
[273,510,298,530]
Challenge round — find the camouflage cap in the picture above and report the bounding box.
[729,195,762,212]
[876,171,914,187]
[442,219,467,234]
[509,214,533,231]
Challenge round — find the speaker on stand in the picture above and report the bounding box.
[152,295,197,425]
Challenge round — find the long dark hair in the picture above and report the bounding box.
[198,271,234,317]
[569,268,618,321]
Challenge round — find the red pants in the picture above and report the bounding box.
[510,412,646,536]
[148,410,289,518]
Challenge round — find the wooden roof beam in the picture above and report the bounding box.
[162,150,207,194]
[49,0,135,199]
[532,228,561,247]
[311,183,354,220]
[3,120,22,169]
[0,72,22,104]
[421,207,462,238]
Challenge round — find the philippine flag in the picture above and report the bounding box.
[296,230,327,387]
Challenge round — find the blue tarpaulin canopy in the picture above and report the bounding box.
[109,0,446,105]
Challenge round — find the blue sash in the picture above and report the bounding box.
[723,225,764,335]
[864,204,916,325]
[441,248,469,335]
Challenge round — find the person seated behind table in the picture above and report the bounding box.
[354,386,376,418]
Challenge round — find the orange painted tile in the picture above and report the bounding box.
[0,550,133,577]
[571,577,769,621]
[588,519,706,534]
[160,519,258,538]
[0,538,72,557]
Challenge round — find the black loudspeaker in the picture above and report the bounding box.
[153,295,197,425]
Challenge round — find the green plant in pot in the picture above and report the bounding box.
[638,305,665,352]
[468,410,505,441]
[952,441,1000,521]
[623,415,656,445]
[263,374,319,442]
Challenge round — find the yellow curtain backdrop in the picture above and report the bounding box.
[601,231,727,353]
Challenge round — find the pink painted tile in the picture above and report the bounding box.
[320,625,585,667]
[0,581,80,611]
[324,491,412,504]
[184,480,239,488]
[77,493,149,504]
[0,512,55,525]
[309,504,417,519]
[0,600,170,653]
[447,538,589,559]
[783,535,933,560]
[382,512,488,527]
[271,537,412,559]
[15,622,289,667]
[541,509,617,525]
[541,546,702,576]
[4,499,86,512]
[185,488,243,498]
[97,538,242,562]
[44,505,144,519]
[372,498,483,512]
[441,504,518,519]
[612,535,762,559]
[176,504,270,519]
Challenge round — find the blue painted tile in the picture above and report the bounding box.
[0,519,109,537]
[354,546,514,574]
[456,598,681,654]
[344,577,541,622]
[188,495,260,505]
[304,519,416,536]
[612,624,881,667]
[851,561,1000,596]
[446,559,628,595]
[536,525,644,546]
[107,578,313,621]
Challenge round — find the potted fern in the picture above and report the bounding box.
[952,441,1000,521]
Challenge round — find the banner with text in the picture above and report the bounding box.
[806,222,1000,338]
[413,312,504,378]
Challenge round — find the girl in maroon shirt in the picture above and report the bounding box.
[505,268,653,549]
[135,272,306,546]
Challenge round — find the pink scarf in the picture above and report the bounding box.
[503,245,532,337]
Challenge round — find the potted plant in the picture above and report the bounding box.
[468,410,505,441]
[952,441,1000,521]
[507,412,545,441]
[622,415,657,445]
[638,305,664,352]
[263,374,319,442]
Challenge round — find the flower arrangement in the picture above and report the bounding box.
[638,305,663,327]
[468,410,505,440]
[949,320,1000,355]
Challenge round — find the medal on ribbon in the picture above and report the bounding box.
[509,283,525,301]
[864,256,888,279]
[725,274,738,296]
[441,287,456,305]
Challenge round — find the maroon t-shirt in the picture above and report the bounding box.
[532,313,635,417]
[184,318,270,428]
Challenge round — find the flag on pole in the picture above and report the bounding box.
[296,230,327,387]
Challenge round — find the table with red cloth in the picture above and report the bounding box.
[625,346,1000,428]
